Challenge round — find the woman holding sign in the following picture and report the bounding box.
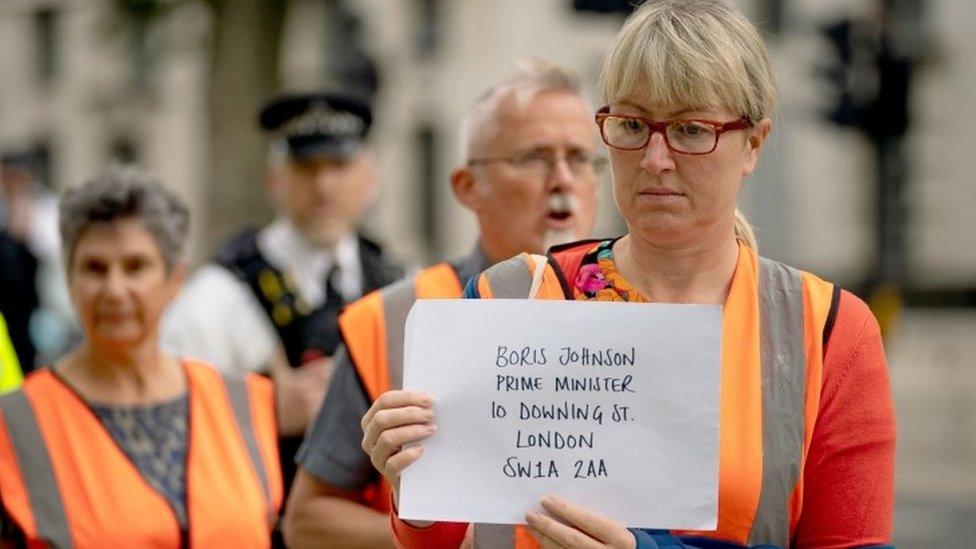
[362,0,895,547]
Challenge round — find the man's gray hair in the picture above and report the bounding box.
[59,164,190,270]
[459,59,582,163]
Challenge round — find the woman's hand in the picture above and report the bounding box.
[360,390,436,501]
[526,496,635,549]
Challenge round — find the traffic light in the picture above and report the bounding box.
[817,16,912,139]
[817,9,918,338]
[817,19,861,128]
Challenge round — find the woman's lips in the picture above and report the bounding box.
[640,186,682,195]
[637,188,684,203]
[96,311,135,322]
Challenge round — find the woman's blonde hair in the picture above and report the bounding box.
[598,0,775,249]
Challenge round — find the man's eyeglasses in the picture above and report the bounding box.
[595,106,753,155]
[467,150,607,180]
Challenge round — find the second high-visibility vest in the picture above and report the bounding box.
[338,262,465,511]
[0,359,282,548]
[466,241,836,549]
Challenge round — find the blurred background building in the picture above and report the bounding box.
[0,0,973,546]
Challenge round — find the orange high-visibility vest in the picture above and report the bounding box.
[338,262,464,512]
[0,359,282,548]
[467,242,836,549]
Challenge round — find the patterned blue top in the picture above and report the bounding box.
[90,394,189,528]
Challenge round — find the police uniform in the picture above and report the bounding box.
[162,92,404,504]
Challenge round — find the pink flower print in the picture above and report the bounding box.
[575,263,609,294]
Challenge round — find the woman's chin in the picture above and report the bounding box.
[628,217,697,246]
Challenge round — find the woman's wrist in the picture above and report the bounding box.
[389,491,435,528]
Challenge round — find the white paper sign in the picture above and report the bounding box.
[398,299,722,529]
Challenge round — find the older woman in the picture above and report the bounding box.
[361,1,895,548]
[0,166,281,547]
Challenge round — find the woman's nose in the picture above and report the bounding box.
[103,267,128,297]
[640,132,675,174]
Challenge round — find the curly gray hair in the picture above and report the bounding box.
[59,165,190,270]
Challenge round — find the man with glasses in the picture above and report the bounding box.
[282,60,602,548]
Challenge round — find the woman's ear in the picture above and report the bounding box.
[165,261,188,301]
[742,118,772,176]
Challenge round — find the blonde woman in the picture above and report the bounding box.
[361,1,895,548]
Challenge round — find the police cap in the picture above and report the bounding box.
[259,92,372,159]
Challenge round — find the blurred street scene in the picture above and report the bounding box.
[889,309,976,548]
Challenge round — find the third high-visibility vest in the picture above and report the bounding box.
[0,359,282,548]
[0,313,23,395]
[467,241,836,549]
[338,262,465,511]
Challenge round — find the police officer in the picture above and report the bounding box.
[163,92,404,499]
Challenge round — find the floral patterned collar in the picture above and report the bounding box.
[572,238,649,302]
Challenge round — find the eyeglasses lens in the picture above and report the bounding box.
[602,116,718,154]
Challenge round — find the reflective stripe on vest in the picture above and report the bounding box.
[472,523,539,549]
[338,262,463,512]
[380,262,465,393]
[749,256,806,547]
[0,363,277,547]
[340,262,463,402]
[483,256,533,298]
[473,247,832,548]
[377,278,417,395]
[474,524,515,549]
[220,372,274,517]
[0,390,73,548]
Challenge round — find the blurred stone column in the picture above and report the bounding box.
[204,0,285,253]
